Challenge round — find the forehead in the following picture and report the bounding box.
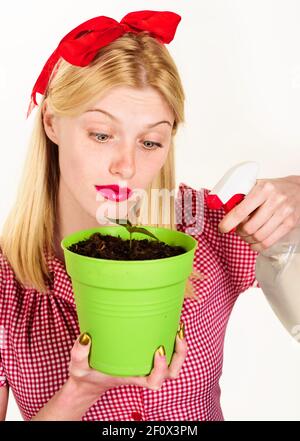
[83,85,174,118]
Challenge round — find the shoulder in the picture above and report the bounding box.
[175,181,258,262]
[0,246,18,306]
[0,246,15,282]
[176,182,259,293]
[175,181,223,240]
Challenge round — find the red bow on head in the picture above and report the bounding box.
[26,10,181,119]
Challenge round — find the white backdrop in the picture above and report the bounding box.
[0,0,300,421]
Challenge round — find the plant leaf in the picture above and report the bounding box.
[105,217,159,242]
[129,226,160,241]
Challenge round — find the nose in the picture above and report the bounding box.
[109,145,136,180]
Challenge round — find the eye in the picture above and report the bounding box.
[143,140,163,150]
[90,132,111,143]
[90,133,163,150]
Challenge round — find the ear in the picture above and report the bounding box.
[42,101,59,145]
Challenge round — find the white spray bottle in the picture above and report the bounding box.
[206,161,300,342]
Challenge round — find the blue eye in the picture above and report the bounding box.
[143,140,163,150]
[90,133,163,150]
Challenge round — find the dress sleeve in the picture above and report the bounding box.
[203,188,261,294]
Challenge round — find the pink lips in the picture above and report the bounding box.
[95,185,133,202]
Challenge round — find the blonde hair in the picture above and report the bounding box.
[0,31,203,300]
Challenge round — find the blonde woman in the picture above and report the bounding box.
[0,11,300,421]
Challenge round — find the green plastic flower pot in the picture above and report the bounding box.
[61,226,197,377]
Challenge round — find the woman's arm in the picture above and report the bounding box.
[30,377,103,421]
[0,385,9,420]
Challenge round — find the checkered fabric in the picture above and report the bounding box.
[0,183,259,420]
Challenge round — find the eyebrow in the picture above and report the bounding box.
[84,108,173,128]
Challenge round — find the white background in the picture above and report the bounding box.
[0,0,300,420]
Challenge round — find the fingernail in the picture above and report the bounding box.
[177,321,183,332]
[157,345,166,357]
[79,332,91,345]
[177,323,185,340]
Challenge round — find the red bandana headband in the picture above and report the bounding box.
[26,10,181,119]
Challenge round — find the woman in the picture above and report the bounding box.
[0,10,299,421]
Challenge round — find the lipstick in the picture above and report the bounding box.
[95,184,133,202]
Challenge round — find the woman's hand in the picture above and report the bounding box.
[31,324,187,421]
[69,327,188,398]
[217,176,300,251]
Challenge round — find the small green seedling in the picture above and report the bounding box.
[105,217,160,251]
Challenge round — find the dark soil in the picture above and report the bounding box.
[67,232,186,261]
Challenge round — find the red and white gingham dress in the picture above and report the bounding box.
[0,183,259,421]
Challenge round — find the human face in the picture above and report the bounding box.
[45,86,175,226]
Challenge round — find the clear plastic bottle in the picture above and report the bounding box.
[255,226,300,341]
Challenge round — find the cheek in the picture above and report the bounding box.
[59,148,103,216]
[59,146,84,188]
[58,131,98,191]
[140,147,169,177]
[58,142,112,211]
